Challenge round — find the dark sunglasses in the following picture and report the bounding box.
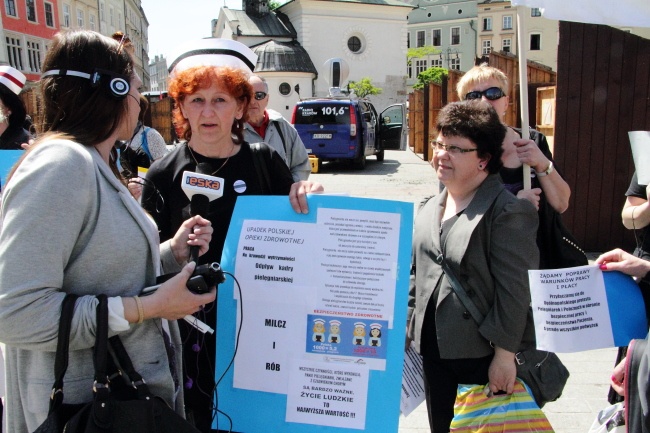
[464,87,505,101]
[254,91,267,100]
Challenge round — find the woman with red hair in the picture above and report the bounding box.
[142,40,322,432]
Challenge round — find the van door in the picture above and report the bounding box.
[378,104,407,150]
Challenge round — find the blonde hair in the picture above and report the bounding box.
[456,63,508,100]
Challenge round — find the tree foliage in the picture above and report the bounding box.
[407,46,440,65]
[413,67,448,90]
[269,0,282,10]
[348,77,383,99]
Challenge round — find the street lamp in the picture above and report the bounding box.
[440,48,460,69]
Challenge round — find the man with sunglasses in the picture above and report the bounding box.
[244,75,311,181]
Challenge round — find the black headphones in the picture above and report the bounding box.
[41,68,130,99]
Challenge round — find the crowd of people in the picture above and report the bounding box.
[0,29,649,433]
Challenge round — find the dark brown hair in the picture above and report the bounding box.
[436,100,506,174]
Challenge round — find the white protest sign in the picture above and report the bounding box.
[286,359,369,429]
[529,266,648,352]
[629,131,650,185]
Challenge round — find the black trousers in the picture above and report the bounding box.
[421,349,492,433]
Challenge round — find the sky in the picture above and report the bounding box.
[142,0,285,61]
[142,0,240,60]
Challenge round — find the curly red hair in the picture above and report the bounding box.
[168,65,253,142]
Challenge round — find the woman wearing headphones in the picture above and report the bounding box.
[0,30,214,432]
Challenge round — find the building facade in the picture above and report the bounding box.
[0,0,149,90]
[406,0,478,88]
[149,54,167,93]
[215,0,412,118]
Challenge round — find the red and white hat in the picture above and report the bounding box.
[168,38,257,77]
[0,66,26,95]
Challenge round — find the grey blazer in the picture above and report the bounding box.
[408,174,539,359]
[0,140,184,432]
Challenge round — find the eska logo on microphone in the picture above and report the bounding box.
[185,176,222,190]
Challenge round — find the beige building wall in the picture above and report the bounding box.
[478,1,558,71]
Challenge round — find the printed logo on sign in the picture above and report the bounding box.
[185,176,221,190]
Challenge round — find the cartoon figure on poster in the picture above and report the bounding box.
[369,323,382,347]
[352,322,366,346]
[312,318,326,342]
[328,319,341,343]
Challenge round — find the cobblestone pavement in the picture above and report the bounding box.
[311,150,617,433]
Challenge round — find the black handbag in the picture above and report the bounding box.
[434,253,570,408]
[537,194,588,270]
[34,294,199,433]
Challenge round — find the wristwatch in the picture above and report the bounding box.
[535,161,554,177]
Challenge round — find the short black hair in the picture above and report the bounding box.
[435,100,505,174]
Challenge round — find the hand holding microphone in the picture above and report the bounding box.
[180,163,224,263]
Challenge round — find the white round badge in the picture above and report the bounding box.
[233,179,247,193]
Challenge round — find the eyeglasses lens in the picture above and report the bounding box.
[254,92,267,100]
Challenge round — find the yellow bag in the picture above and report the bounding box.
[450,379,555,432]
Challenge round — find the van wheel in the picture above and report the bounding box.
[353,153,366,170]
[376,150,385,162]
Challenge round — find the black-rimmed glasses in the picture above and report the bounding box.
[432,141,478,154]
[464,87,505,101]
[254,91,267,100]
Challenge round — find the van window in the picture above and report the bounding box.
[294,104,350,125]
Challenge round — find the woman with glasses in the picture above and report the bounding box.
[457,64,571,269]
[141,39,322,432]
[407,100,539,432]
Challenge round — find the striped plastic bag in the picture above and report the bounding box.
[450,379,555,432]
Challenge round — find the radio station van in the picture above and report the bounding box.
[291,97,407,169]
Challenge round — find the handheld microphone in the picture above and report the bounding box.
[180,163,224,262]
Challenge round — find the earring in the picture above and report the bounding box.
[478,164,484,169]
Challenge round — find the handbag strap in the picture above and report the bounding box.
[434,252,485,324]
[93,295,111,392]
[109,334,153,399]
[49,293,79,412]
[250,142,273,194]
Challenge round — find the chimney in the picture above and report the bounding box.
[244,0,269,17]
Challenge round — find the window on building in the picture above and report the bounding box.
[347,36,362,53]
[77,9,84,27]
[407,62,412,79]
[503,15,512,29]
[26,0,35,22]
[416,30,425,48]
[530,33,541,50]
[531,8,541,17]
[451,27,460,45]
[415,59,427,76]
[89,13,95,31]
[109,6,114,26]
[99,1,104,20]
[431,57,442,68]
[6,35,23,70]
[482,40,492,55]
[432,29,441,46]
[407,32,410,49]
[483,17,492,31]
[502,38,511,53]
[44,2,54,26]
[63,4,70,27]
[26,40,41,72]
[450,56,461,70]
[5,0,16,17]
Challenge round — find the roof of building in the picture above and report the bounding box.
[222,7,297,38]
[250,39,318,74]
